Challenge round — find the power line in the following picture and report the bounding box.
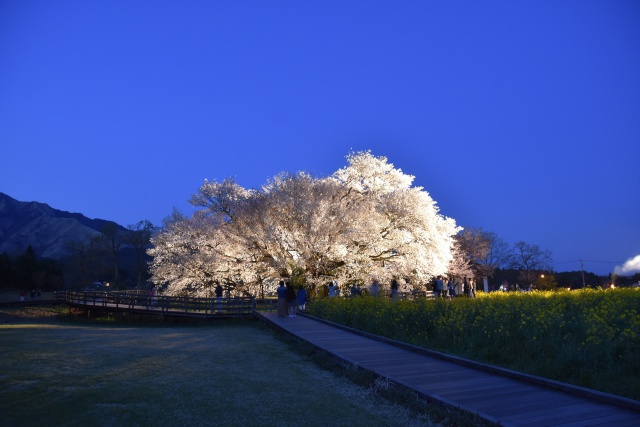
[553,260,581,265]
[581,260,625,264]
[553,259,623,266]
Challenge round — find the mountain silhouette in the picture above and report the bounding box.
[0,192,123,259]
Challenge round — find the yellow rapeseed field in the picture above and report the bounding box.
[310,288,640,400]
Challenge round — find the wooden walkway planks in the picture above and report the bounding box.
[258,312,640,427]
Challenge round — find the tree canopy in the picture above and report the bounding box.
[149,151,460,296]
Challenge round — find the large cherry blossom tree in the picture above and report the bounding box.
[149,151,460,296]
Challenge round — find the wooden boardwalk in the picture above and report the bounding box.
[56,291,255,319]
[257,311,640,427]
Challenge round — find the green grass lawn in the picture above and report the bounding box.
[0,307,441,427]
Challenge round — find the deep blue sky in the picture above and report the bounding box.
[2,1,639,276]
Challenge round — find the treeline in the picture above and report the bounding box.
[63,220,155,290]
[0,220,156,292]
[486,269,640,291]
[0,246,64,291]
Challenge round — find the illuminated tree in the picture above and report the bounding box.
[447,239,474,280]
[330,151,459,290]
[149,151,460,296]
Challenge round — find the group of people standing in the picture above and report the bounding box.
[331,278,399,300]
[276,280,307,318]
[434,277,476,299]
[19,289,41,302]
[276,276,475,314]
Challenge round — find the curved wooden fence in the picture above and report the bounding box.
[55,291,256,319]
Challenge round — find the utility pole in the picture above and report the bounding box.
[580,259,586,288]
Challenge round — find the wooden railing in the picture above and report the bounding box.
[55,291,255,318]
[53,290,436,318]
[254,297,278,312]
[402,290,435,300]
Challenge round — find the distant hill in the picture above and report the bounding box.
[0,192,122,259]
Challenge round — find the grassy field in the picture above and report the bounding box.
[0,306,449,427]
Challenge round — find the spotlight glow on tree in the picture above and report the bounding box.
[149,151,460,296]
